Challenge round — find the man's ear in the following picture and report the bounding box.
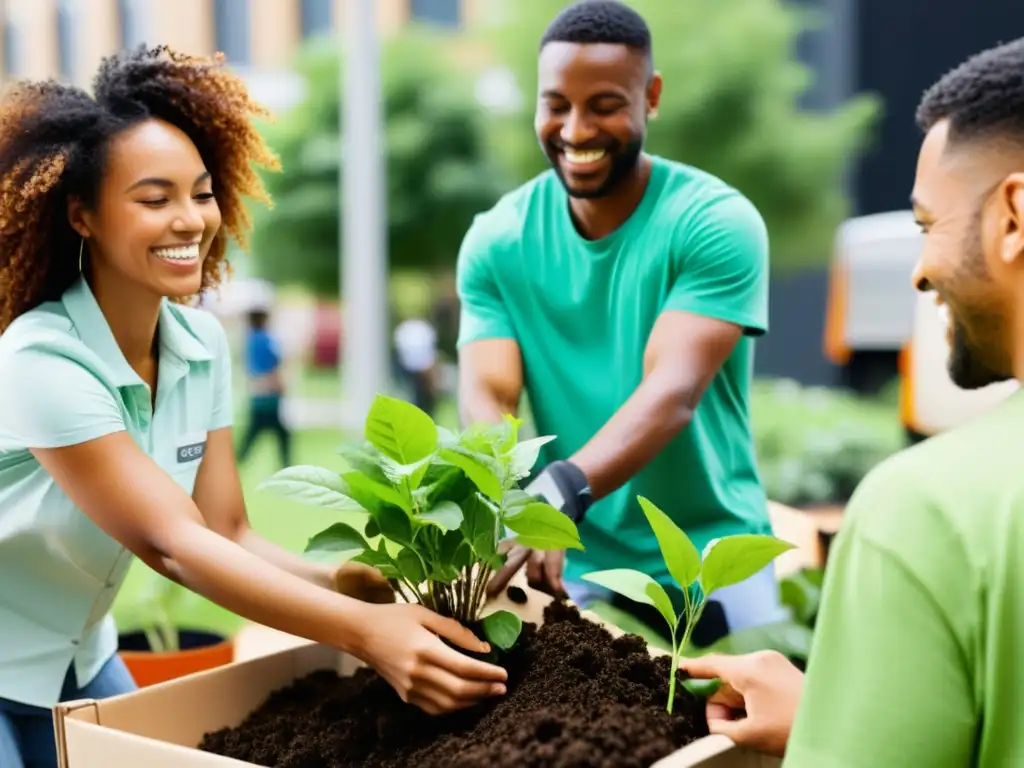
[647,71,663,120]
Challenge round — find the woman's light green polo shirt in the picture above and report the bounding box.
[0,276,233,708]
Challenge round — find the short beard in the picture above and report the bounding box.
[551,136,644,199]
[948,318,1009,389]
[947,211,1011,389]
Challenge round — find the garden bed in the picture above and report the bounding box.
[199,600,707,768]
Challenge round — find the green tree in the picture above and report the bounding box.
[249,29,508,296]
[476,0,881,270]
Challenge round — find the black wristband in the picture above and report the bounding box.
[528,460,593,523]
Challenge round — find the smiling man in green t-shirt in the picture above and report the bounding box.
[458,1,786,645]
[681,37,1024,766]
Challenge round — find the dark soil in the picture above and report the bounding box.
[199,601,709,768]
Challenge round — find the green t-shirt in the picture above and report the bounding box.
[456,155,772,587]
[787,388,1024,766]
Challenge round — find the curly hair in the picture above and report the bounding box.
[0,44,280,332]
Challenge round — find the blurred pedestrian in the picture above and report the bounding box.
[0,45,507,768]
[682,37,1024,766]
[237,306,292,468]
[393,315,439,415]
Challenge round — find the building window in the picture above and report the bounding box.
[57,0,77,82]
[410,0,461,28]
[117,0,147,50]
[213,0,251,66]
[301,0,333,38]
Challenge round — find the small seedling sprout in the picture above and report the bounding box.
[259,395,584,651]
[582,497,794,713]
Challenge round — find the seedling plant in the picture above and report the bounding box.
[259,394,584,651]
[582,497,795,713]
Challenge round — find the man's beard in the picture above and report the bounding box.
[946,216,1012,390]
[550,136,644,199]
[948,316,1009,390]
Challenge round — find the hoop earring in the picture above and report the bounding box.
[78,238,84,273]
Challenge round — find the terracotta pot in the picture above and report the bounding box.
[118,629,234,688]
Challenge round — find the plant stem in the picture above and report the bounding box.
[470,564,492,621]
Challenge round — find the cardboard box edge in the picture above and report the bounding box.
[55,642,771,768]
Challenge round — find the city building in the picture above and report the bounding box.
[0,0,493,108]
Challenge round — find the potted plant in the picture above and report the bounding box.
[116,569,234,687]
[197,395,794,767]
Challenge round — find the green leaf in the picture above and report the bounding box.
[508,435,556,478]
[482,609,523,651]
[460,492,499,559]
[364,394,438,464]
[438,529,473,572]
[343,472,411,513]
[396,548,426,584]
[419,501,463,531]
[503,502,583,551]
[439,448,503,502]
[700,534,796,596]
[496,414,523,454]
[436,425,459,447]
[780,568,824,626]
[682,677,722,698]
[380,455,432,490]
[257,466,363,512]
[376,505,415,548]
[304,522,369,560]
[638,496,701,589]
[427,563,461,582]
[415,465,468,508]
[703,620,814,662]
[581,569,676,634]
[335,444,389,482]
[352,540,401,579]
[459,422,511,456]
[502,488,534,513]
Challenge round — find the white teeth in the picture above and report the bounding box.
[153,244,200,261]
[563,148,606,164]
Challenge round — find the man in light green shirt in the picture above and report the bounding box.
[680,37,1024,766]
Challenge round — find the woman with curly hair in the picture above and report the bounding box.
[0,45,507,767]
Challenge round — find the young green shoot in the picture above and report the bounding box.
[581,497,794,713]
[258,395,584,651]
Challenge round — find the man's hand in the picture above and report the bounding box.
[679,651,804,758]
[333,562,396,604]
[487,545,566,598]
[485,460,590,599]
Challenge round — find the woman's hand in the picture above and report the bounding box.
[332,562,396,604]
[349,602,509,715]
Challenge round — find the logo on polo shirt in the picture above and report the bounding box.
[177,433,208,463]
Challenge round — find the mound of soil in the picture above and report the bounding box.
[199,601,709,768]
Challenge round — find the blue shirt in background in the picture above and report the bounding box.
[245,329,280,378]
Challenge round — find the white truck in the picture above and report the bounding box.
[824,210,1017,442]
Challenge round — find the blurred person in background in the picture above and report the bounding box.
[682,37,1024,766]
[459,0,786,645]
[0,45,508,768]
[237,305,292,468]
[394,314,440,415]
